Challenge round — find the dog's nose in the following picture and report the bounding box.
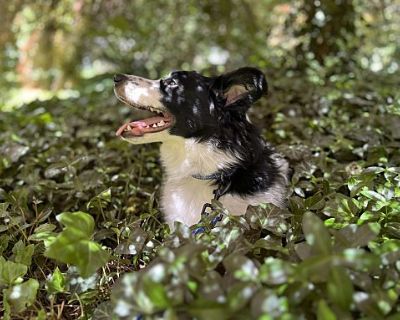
[114,74,127,83]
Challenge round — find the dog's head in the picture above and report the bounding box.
[114,67,267,144]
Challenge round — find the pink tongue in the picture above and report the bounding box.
[115,121,145,136]
[116,117,166,136]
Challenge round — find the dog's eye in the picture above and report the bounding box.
[164,78,178,88]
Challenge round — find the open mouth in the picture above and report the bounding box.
[115,99,174,137]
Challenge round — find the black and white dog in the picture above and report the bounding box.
[114,67,289,226]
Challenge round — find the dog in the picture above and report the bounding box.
[114,67,289,226]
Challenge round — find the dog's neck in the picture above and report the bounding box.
[159,137,238,179]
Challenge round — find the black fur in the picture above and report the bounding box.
[160,67,286,197]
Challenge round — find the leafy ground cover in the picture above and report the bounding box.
[0,68,399,319]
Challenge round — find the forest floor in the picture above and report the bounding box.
[0,67,399,319]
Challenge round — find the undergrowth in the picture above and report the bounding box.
[0,68,399,319]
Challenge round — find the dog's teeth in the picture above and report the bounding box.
[125,125,132,131]
[152,124,157,128]
[159,120,165,126]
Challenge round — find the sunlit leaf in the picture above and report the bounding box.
[142,278,171,310]
[46,267,66,294]
[4,279,39,313]
[45,211,110,277]
[0,257,27,286]
[317,300,336,320]
[11,240,35,267]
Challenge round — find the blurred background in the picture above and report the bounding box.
[1,0,398,109]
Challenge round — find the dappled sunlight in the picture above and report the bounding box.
[4,88,80,111]
[0,1,399,319]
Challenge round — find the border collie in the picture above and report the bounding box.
[114,67,289,226]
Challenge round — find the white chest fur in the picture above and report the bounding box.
[159,138,236,226]
[159,137,288,226]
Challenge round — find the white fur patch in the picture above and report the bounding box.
[121,129,171,145]
[123,81,163,109]
[159,138,289,226]
[160,138,239,226]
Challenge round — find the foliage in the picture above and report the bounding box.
[44,211,111,278]
[0,0,399,319]
[1,1,399,107]
[1,62,399,318]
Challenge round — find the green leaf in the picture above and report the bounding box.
[45,211,110,278]
[142,278,170,310]
[250,289,288,318]
[46,267,66,294]
[223,254,258,281]
[385,222,400,238]
[33,309,47,320]
[227,283,256,312]
[28,223,57,246]
[0,234,10,256]
[333,224,379,249]
[56,211,95,237]
[87,188,112,211]
[347,172,375,197]
[4,278,39,313]
[253,238,289,254]
[0,257,28,286]
[3,290,11,320]
[360,189,386,202]
[304,192,325,210]
[12,240,35,267]
[317,300,336,320]
[296,255,333,282]
[188,299,230,320]
[302,212,332,255]
[0,202,10,216]
[327,267,353,310]
[92,301,118,320]
[258,258,292,285]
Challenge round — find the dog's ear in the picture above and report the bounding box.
[211,67,268,110]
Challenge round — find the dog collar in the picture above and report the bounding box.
[191,170,233,199]
[191,170,231,234]
[191,172,221,181]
